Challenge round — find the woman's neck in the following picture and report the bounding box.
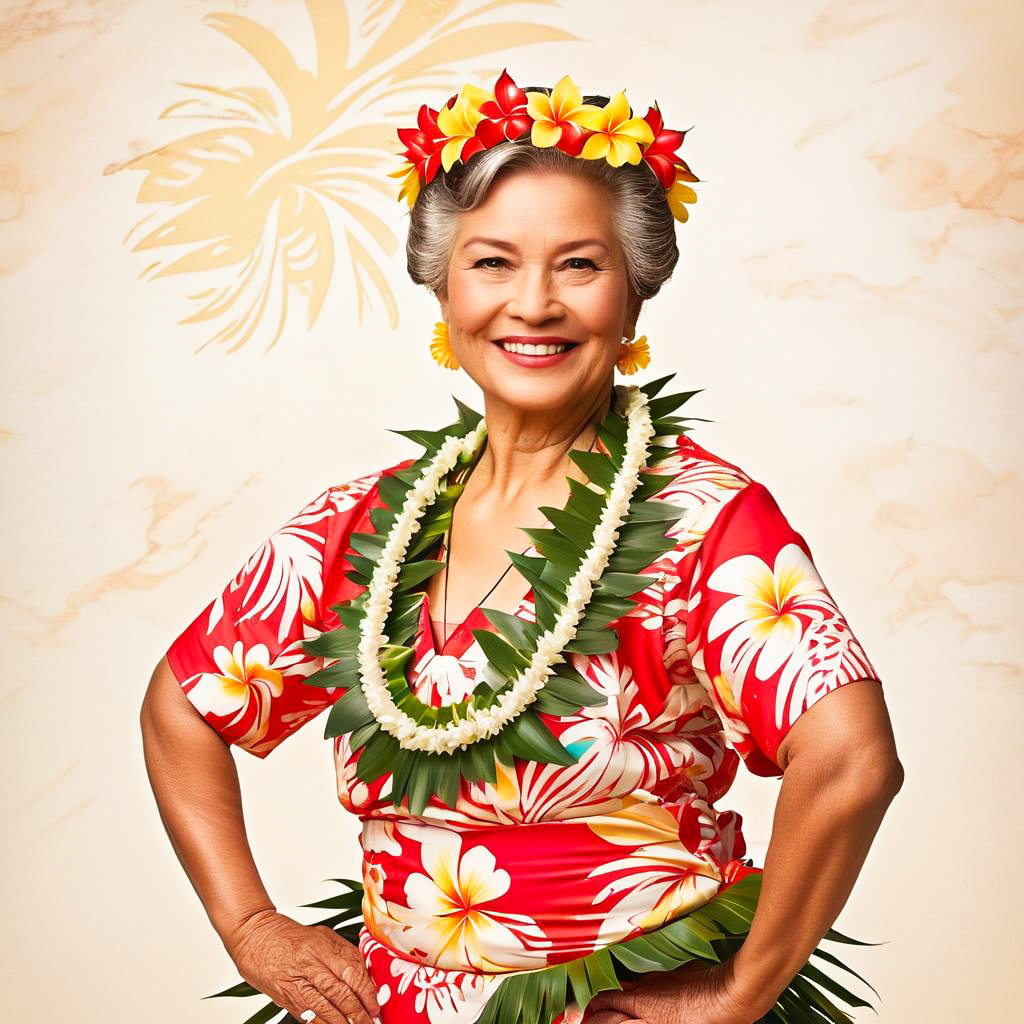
[468,378,614,504]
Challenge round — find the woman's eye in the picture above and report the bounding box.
[473,257,598,271]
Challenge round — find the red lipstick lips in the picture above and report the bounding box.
[494,336,579,367]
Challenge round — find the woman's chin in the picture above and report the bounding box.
[469,349,614,411]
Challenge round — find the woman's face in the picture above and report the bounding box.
[438,169,642,415]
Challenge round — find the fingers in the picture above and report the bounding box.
[317,926,382,1021]
[587,990,640,1019]
[292,979,357,1024]
[340,956,382,1020]
[229,913,382,1024]
[309,963,379,1024]
[586,1011,635,1024]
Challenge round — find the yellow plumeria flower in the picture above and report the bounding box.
[666,166,698,223]
[436,82,493,172]
[387,160,421,209]
[575,90,655,167]
[524,73,592,148]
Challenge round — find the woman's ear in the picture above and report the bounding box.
[625,294,644,338]
[436,289,449,323]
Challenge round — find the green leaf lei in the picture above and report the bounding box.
[207,873,882,1024]
[299,373,703,817]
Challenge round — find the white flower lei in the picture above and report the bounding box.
[356,384,655,754]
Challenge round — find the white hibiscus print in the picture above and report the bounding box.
[204,479,379,646]
[705,542,832,695]
[705,542,878,729]
[386,955,500,1024]
[379,824,549,972]
[183,638,314,749]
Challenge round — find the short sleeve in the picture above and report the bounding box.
[681,481,884,777]
[165,472,381,758]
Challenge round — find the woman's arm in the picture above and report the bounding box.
[140,657,383,1024]
[726,679,904,1019]
[139,656,277,948]
[587,679,902,1024]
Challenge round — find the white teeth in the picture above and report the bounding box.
[500,341,571,355]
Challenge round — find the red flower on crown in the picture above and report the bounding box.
[391,69,700,224]
[396,102,447,185]
[640,102,689,189]
[475,69,532,147]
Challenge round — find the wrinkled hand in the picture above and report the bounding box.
[583,960,756,1024]
[226,909,382,1024]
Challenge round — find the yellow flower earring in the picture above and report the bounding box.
[617,332,650,375]
[430,321,460,370]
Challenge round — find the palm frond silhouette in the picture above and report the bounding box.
[114,0,579,352]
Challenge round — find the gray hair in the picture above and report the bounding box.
[404,94,681,301]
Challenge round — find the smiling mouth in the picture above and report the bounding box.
[494,339,579,355]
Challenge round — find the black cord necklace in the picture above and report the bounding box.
[436,423,601,650]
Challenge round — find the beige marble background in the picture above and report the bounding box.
[2,0,1021,1020]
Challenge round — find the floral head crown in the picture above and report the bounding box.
[389,69,699,223]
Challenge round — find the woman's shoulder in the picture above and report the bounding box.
[319,456,414,526]
[324,461,399,506]
[650,432,793,596]
[653,430,761,518]
[320,435,767,526]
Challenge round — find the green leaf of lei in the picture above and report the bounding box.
[302,376,719,816]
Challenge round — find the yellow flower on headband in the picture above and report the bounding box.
[387,160,421,208]
[525,73,593,151]
[575,90,655,167]
[666,165,698,222]
[436,82,494,172]
[393,69,700,224]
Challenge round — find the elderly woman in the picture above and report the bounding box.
[141,72,903,1024]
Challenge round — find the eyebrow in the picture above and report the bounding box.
[461,236,610,255]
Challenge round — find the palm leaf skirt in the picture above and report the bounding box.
[205,868,882,1024]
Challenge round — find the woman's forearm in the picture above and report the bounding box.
[140,658,276,952]
[726,746,904,1018]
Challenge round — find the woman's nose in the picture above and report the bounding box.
[508,267,562,322]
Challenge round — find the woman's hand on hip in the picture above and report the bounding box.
[225,909,382,1024]
[583,959,757,1024]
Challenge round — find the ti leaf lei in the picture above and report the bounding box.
[300,373,703,816]
[207,872,882,1024]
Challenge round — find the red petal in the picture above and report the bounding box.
[556,122,588,157]
[461,136,486,163]
[643,152,677,189]
[492,68,526,113]
[505,113,532,140]
[643,104,664,136]
[424,151,443,183]
[475,118,506,148]
[416,103,441,136]
[397,126,426,150]
[650,128,685,157]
